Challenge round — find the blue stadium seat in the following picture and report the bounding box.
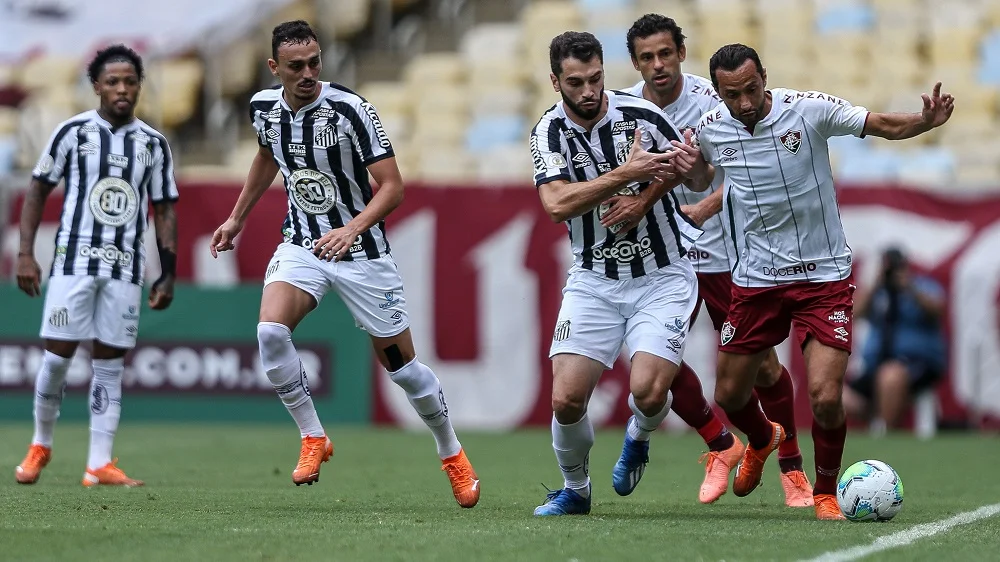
[815,4,875,34]
[465,114,525,152]
[834,149,900,183]
[577,0,634,10]
[593,27,631,61]
[978,31,1000,85]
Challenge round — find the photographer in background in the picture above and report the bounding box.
[844,248,948,435]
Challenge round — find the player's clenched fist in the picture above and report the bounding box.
[210,218,243,258]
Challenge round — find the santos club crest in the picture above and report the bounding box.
[779,129,802,154]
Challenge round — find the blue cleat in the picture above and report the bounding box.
[533,485,592,516]
[612,417,650,496]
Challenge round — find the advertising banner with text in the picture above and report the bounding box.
[3,184,998,428]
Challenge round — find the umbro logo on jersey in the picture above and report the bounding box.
[780,130,802,154]
[314,124,337,148]
[610,120,637,135]
[265,129,280,142]
[79,142,99,156]
[572,153,591,168]
[721,146,739,162]
[107,154,129,168]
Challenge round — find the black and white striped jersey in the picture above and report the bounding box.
[31,110,178,285]
[530,90,702,280]
[250,82,395,260]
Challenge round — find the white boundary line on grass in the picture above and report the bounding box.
[803,502,1000,562]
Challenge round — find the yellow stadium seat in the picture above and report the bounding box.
[316,0,371,39]
[216,38,260,98]
[265,0,317,34]
[145,58,205,129]
[18,55,82,92]
[460,23,523,62]
[413,85,469,117]
[416,147,476,183]
[477,143,534,183]
[358,81,411,115]
[404,53,467,86]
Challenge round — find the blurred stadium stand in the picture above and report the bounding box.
[0,0,997,185]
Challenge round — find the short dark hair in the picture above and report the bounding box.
[87,44,143,83]
[709,43,764,89]
[272,20,318,60]
[549,31,603,77]
[626,14,686,60]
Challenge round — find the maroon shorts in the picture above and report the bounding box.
[691,272,732,332]
[720,276,856,355]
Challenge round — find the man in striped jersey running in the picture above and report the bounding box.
[530,31,711,516]
[15,45,179,487]
[671,44,954,519]
[613,13,813,508]
[209,21,479,507]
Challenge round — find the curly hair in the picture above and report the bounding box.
[87,44,143,83]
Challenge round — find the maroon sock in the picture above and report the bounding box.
[812,419,847,496]
[723,394,774,450]
[756,367,802,471]
[669,362,715,430]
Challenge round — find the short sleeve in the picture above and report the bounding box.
[32,122,77,184]
[805,92,869,139]
[530,118,570,187]
[350,101,395,166]
[148,134,179,203]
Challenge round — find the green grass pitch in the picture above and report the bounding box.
[1,424,998,561]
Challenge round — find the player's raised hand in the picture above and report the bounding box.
[921,82,955,129]
[313,225,360,262]
[624,127,674,181]
[667,129,706,178]
[210,218,243,258]
[15,253,41,297]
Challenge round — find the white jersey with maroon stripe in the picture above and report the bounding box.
[695,88,869,288]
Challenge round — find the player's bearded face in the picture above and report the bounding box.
[716,60,768,128]
[94,61,140,121]
[632,32,685,95]
[273,40,322,102]
[555,57,605,121]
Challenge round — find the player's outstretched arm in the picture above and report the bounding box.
[16,178,56,297]
[680,187,723,228]
[539,128,674,222]
[313,156,403,262]
[210,146,279,257]
[863,82,955,140]
[149,201,177,310]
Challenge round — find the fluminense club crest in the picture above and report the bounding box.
[779,129,802,154]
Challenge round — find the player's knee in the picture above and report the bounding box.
[714,378,747,411]
[551,393,587,424]
[755,353,783,386]
[631,381,671,416]
[809,382,843,425]
[387,358,439,396]
[257,322,294,370]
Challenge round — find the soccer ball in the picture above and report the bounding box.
[837,460,904,521]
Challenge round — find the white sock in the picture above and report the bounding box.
[32,351,72,447]
[389,358,462,459]
[627,391,673,442]
[258,322,325,438]
[552,413,594,496]
[87,358,123,470]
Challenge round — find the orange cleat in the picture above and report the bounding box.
[698,436,745,504]
[441,448,480,508]
[733,421,785,497]
[292,436,334,486]
[814,493,847,520]
[780,469,815,507]
[82,458,144,487]
[15,444,52,484]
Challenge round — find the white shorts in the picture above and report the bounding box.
[40,275,142,349]
[263,242,409,338]
[549,261,699,369]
